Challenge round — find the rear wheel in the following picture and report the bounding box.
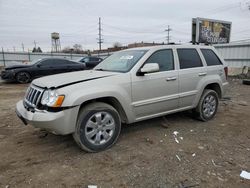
[73,102,121,152]
[16,72,31,84]
[193,89,219,121]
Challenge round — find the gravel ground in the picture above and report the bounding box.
[0,78,249,188]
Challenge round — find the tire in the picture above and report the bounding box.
[242,79,250,85]
[73,102,121,152]
[15,71,31,84]
[193,89,219,122]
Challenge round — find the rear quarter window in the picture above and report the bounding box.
[177,49,203,69]
[201,49,222,66]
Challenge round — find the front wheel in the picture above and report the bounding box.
[73,102,121,152]
[193,89,219,121]
[16,72,31,84]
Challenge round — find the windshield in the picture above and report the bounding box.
[94,50,148,73]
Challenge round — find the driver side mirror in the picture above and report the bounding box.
[138,63,159,76]
[36,64,41,68]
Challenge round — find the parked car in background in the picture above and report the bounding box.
[1,58,85,83]
[77,56,103,69]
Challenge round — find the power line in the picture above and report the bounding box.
[103,23,164,34]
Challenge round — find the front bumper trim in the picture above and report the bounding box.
[15,100,79,135]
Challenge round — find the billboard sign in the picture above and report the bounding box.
[192,18,232,44]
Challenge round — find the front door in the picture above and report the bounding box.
[131,49,179,120]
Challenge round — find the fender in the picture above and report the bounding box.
[193,74,223,107]
[59,84,136,123]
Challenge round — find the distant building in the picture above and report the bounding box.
[92,41,165,54]
[93,46,128,54]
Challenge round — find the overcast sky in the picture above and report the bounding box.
[0,0,250,52]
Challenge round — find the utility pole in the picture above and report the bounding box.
[13,46,16,52]
[21,43,25,52]
[165,25,172,44]
[2,47,6,67]
[97,17,103,51]
[34,40,37,48]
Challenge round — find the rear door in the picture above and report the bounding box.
[131,49,179,119]
[200,48,226,83]
[48,59,67,74]
[177,48,206,108]
[65,60,85,72]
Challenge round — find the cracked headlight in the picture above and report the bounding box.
[41,90,65,107]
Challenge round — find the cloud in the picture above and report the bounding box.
[0,0,249,51]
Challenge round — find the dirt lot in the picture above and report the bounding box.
[0,79,249,188]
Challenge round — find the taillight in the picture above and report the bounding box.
[224,67,228,80]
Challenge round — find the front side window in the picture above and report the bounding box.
[177,49,203,69]
[145,49,174,72]
[201,49,222,66]
[94,50,148,73]
[91,57,99,62]
[39,59,54,66]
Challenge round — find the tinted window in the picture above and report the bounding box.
[40,59,72,66]
[53,59,65,65]
[201,49,222,66]
[83,57,90,62]
[145,49,174,72]
[177,49,203,69]
[59,60,76,65]
[90,57,97,61]
[40,59,54,66]
[65,60,77,65]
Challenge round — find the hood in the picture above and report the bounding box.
[5,64,32,70]
[32,70,119,89]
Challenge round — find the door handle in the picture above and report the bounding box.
[198,72,207,76]
[166,77,177,81]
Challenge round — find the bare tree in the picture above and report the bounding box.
[113,42,122,48]
[62,46,72,53]
[73,44,83,53]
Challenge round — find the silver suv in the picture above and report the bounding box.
[16,45,229,152]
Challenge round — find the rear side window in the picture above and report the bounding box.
[51,59,68,65]
[201,49,222,66]
[145,49,174,72]
[91,57,100,61]
[40,59,54,66]
[177,49,203,69]
[60,60,77,65]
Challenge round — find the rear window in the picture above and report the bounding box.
[177,49,203,69]
[201,49,222,66]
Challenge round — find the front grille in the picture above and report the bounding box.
[24,85,44,108]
